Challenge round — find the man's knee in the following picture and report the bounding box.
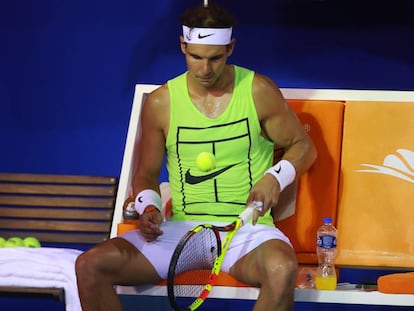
[263,244,298,287]
[75,248,103,281]
[75,251,91,278]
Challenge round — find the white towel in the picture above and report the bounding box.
[0,247,82,311]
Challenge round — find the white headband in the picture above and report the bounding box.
[182,25,232,45]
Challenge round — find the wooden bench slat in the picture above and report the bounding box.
[0,173,117,185]
[0,219,111,232]
[0,196,114,208]
[0,207,112,220]
[0,183,116,196]
[0,172,118,304]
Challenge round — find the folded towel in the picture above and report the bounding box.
[0,248,82,311]
[378,272,414,294]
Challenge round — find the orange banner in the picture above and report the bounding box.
[337,101,414,268]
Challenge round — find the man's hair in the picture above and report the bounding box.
[180,3,237,28]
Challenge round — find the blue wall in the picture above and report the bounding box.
[1,1,413,309]
[1,0,413,177]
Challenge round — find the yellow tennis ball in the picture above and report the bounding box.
[4,237,24,248]
[0,237,6,247]
[23,236,41,248]
[196,152,216,172]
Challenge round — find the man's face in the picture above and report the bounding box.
[181,41,234,88]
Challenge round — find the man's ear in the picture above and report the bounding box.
[179,36,186,54]
[227,38,236,56]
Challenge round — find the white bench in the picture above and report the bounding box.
[112,85,414,309]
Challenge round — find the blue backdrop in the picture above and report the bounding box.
[1,1,413,310]
[1,0,413,177]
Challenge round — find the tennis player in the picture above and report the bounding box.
[76,2,317,310]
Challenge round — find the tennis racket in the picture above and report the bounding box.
[167,201,262,311]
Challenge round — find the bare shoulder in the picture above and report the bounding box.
[142,83,170,130]
[145,83,170,110]
[251,73,288,120]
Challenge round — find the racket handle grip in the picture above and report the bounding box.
[239,201,263,225]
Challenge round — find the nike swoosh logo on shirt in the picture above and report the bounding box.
[185,164,236,185]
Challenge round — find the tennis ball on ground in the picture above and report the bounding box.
[4,237,24,248]
[196,152,216,172]
[23,236,41,248]
[0,237,6,247]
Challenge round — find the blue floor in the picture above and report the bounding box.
[1,296,65,311]
[119,295,412,311]
[1,295,412,311]
[2,268,411,310]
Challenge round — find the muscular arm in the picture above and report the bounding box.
[132,85,170,195]
[249,74,317,222]
[131,85,170,241]
[253,74,317,176]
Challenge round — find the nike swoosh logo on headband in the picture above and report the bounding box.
[185,164,236,185]
[198,33,214,39]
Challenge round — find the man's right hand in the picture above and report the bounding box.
[138,207,164,242]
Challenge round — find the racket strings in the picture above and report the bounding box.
[175,227,218,274]
[168,206,257,310]
[172,227,219,301]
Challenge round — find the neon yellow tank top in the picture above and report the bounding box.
[166,65,274,226]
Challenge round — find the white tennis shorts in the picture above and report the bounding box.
[120,220,292,279]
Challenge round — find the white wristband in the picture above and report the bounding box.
[134,189,162,215]
[264,160,296,192]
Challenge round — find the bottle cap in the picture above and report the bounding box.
[323,217,332,224]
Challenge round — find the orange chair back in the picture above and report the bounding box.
[276,100,345,264]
